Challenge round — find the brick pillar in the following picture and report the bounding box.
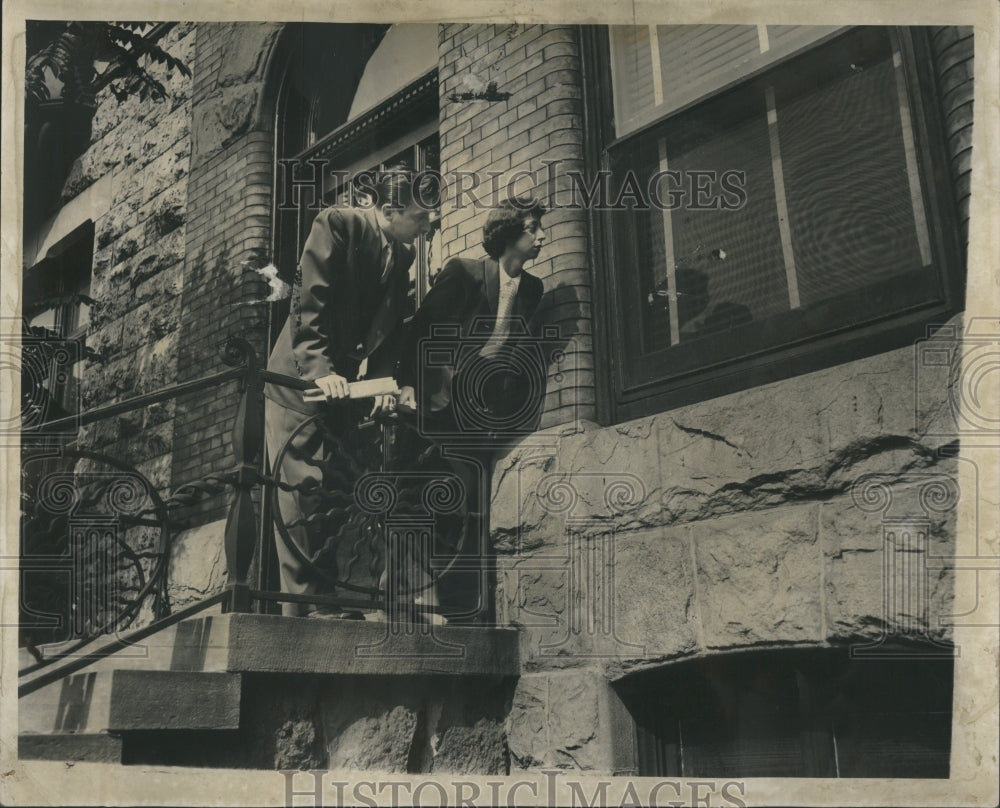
[170,24,276,526]
[930,26,974,253]
[437,24,595,429]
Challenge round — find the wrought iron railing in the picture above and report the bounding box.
[261,393,480,618]
[18,337,482,695]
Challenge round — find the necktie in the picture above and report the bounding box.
[358,242,394,380]
[379,242,394,285]
[480,277,517,358]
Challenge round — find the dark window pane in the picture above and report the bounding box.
[624,647,952,779]
[666,102,787,341]
[635,720,681,777]
[835,712,951,778]
[624,89,787,358]
[832,653,953,777]
[684,733,811,778]
[776,29,929,308]
[681,659,814,777]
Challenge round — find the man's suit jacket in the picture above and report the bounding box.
[266,207,415,413]
[399,256,544,422]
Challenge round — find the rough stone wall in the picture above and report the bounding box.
[119,672,512,773]
[239,674,511,774]
[505,668,623,771]
[437,24,595,428]
[43,24,198,632]
[67,23,284,613]
[76,23,197,494]
[495,322,963,773]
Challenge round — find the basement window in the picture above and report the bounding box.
[616,646,953,778]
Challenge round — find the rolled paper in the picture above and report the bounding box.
[348,377,399,399]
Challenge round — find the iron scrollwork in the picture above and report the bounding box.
[266,408,473,616]
[20,450,174,647]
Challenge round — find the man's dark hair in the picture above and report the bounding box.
[370,163,441,210]
[482,196,547,259]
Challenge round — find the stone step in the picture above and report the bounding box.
[225,614,520,677]
[18,608,230,692]
[18,732,123,764]
[21,612,520,691]
[19,613,520,768]
[19,670,242,742]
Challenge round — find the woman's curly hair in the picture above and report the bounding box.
[482,197,547,259]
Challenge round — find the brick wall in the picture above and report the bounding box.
[931,26,974,252]
[191,23,227,109]
[169,130,272,525]
[437,24,595,429]
[169,23,277,526]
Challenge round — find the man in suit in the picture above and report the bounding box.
[396,198,547,622]
[264,166,437,617]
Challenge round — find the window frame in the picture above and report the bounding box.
[320,128,442,312]
[580,25,965,425]
[272,69,440,339]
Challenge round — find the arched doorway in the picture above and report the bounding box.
[259,24,444,606]
[272,23,441,330]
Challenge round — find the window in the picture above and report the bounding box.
[20,223,95,646]
[274,24,441,325]
[587,26,964,421]
[617,647,953,778]
[323,134,442,312]
[22,221,94,428]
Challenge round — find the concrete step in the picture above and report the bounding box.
[21,612,520,688]
[18,669,243,762]
[18,732,123,764]
[19,613,520,767]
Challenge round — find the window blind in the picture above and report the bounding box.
[609,26,657,136]
[610,24,844,137]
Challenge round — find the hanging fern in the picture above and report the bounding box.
[25,21,191,109]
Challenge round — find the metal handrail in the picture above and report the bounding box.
[18,339,260,677]
[18,338,476,687]
[26,366,246,434]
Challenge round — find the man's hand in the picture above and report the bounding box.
[302,372,350,403]
[369,394,397,418]
[398,385,417,412]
